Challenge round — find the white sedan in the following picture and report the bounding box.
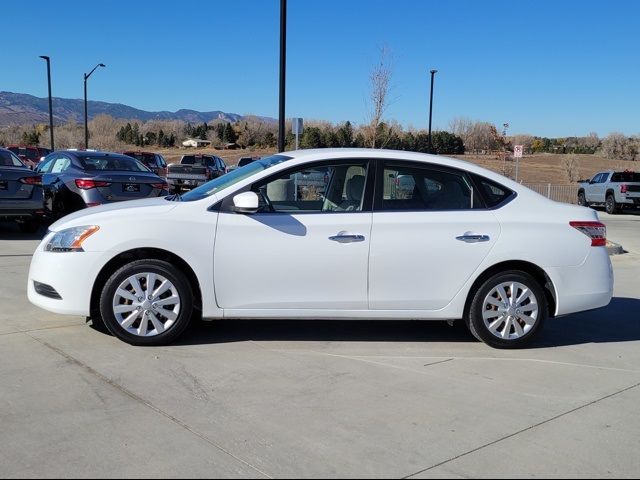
[28,149,613,348]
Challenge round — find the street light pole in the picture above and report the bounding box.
[39,56,54,150]
[83,63,105,149]
[277,0,287,152]
[428,69,437,153]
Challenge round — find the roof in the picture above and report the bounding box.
[278,148,527,194]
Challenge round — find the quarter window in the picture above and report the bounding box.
[254,162,368,213]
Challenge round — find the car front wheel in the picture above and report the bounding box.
[99,259,194,346]
[466,270,547,348]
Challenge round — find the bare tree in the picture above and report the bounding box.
[561,155,581,183]
[365,47,393,148]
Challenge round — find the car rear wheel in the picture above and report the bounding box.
[466,270,547,349]
[605,194,619,214]
[99,259,194,346]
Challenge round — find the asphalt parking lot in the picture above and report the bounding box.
[1,210,639,478]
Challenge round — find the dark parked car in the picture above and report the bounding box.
[122,151,168,178]
[36,150,169,217]
[166,154,227,192]
[0,148,45,233]
[7,145,52,169]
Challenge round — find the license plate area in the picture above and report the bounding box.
[122,183,140,192]
[0,181,7,190]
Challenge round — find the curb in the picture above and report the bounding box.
[607,241,625,256]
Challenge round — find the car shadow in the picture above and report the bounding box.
[0,222,47,241]
[173,297,640,348]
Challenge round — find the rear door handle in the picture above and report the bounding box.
[456,233,490,243]
[329,232,365,243]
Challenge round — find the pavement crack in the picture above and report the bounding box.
[402,380,640,479]
[0,323,84,337]
[25,332,272,479]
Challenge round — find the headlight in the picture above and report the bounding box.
[45,226,100,252]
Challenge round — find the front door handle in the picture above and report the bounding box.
[456,233,490,243]
[329,232,365,243]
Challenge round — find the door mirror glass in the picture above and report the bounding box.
[232,191,259,214]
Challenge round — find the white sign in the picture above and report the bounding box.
[514,145,524,158]
[292,118,304,135]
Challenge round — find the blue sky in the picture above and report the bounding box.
[2,0,639,137]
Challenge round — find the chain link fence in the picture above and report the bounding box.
[521,183,579,204]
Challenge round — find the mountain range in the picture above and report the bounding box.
[0,91,272,126]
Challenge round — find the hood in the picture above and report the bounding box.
[50,197,178,231]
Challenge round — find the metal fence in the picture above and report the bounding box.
[521,183,579,204]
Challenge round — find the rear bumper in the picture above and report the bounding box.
[546,247,613,316]
[0,194,45,219]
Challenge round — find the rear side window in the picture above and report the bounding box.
[379,163,478,211]
[470,174,514,208]
[611,172,640,182]
[0,150,25,167]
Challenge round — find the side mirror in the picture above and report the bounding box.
[232,191,259,214]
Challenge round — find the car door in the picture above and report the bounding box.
[586,172,606,203]
[369,160,502,311]
[39,154,72,211]
[213,159,373,311]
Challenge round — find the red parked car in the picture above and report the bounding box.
[122,151,168,178]
[7,145,52,169]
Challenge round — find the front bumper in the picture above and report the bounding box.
[27,246,106,316]
[546,246,614,316]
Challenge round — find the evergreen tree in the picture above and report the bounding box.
[158,129,165,147]
[222,123,237,143]
[336,121,354,147]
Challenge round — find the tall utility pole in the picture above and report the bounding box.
[39,56,54,150]
[83,63,105,149]
[427,69,437,153]
[277,0,287,152]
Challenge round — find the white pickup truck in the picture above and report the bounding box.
[578,170,640,214]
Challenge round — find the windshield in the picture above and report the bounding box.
[179,154,291,202]
[80,155,151,172]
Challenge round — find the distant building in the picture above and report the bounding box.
[182,138,212,148]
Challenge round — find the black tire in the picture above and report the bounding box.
[577,191,588,207]
[99,259,194,346]
[53,195,68,219]
[605,194,619,215]
[18,220,40,234]
[465,270,548,349]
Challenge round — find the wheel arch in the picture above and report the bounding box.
[463,260,557,319]
[90,247,203,319]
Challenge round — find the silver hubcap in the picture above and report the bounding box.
[112,272,181,337]
[482,281,539,340]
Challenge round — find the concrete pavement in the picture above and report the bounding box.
[0,214,639,478]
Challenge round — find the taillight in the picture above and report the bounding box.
[151,182,168,189]
[19,176,42,185]
[620,184,628,194]
[570,221,606,247]
[75,179,112,190]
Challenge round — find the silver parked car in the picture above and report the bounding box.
[36,150,169,217]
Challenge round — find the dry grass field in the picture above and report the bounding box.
[153,147,637,185]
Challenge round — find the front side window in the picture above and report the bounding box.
[254,162,369,213]
[378,163,476,211]
[50,156,71,174]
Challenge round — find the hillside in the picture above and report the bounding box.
[0,91,272,126]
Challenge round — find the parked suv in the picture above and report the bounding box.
[167,154,227,192]
[36,150,169,217]
[0,148,45,233]
[122,151,168,178]
[578,170,640,214]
